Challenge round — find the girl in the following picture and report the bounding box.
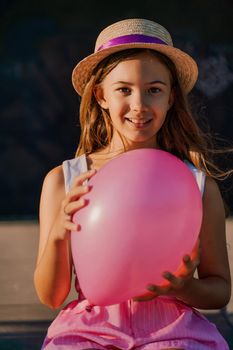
[34,18,231,350]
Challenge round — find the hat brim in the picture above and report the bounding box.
[72,43,198,96]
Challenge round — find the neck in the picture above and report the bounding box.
[108,132,158,153]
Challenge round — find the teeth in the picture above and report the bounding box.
[128,118,148,124]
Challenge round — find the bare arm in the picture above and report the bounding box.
[182,176,231,309]
[34,166,95,309]
[137,177,231,309]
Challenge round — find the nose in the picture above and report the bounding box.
[130,91,148,112]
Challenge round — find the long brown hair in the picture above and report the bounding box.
[76,48,231,179]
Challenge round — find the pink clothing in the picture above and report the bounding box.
[42,298,229,349]
[41,156,229,349]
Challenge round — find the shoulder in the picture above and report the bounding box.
[202,176,225,219]
[43,165,64,190]
[42,155,85,187]
[203,177,223,202]
[41,155,86,196]
[41,165,65,203]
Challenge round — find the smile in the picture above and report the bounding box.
[125,118,152,128]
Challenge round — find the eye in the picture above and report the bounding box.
[148,87,161,94]
[117,87,131,94]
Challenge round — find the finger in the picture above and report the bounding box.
[176,258,197,280]
[182,255,194,270]
[62,187,90,213]
[133,294,155,302]
[64,220,81,232]
[146,283,170,295]
[178,255,195,278]
[65,198,88,215]
[133,290,156,300]
[146,284,160,294]
[72,169,97,188]
[66,184,92,203]
[162,271,184,287]
[183,252,200,270]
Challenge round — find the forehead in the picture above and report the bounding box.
[104,51,171,82]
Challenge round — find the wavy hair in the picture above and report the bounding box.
[76,48,231,180]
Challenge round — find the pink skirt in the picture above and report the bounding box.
[42,296,229,350]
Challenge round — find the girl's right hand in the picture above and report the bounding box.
[53,169,96,241]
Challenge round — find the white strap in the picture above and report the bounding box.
[62,155,87,194]
[185,161,206,196]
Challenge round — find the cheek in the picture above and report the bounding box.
[106,94,119,108]
[109,99,127,115]
[156,96,172,113]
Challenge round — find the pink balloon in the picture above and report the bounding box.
[71,149,203,306]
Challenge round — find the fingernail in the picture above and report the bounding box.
[183,255,190,263]
[147,284,155,292]
[83,198,89,205]
[163,272,171,279]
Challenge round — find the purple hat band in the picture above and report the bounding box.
[97,34,168,52]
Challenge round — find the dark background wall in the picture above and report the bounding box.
[1,0,233,219]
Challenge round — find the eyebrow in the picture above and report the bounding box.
[149,80,167,85]
[112,80,167,86]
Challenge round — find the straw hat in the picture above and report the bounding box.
[72,18,198,96]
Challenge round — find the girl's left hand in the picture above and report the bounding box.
[133,238,201,302]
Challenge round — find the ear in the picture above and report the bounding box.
[94,85,108,109]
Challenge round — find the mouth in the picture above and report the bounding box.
[125,118,152,128]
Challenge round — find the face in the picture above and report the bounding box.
[95,51,174,150]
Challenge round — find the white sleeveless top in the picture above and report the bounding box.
[62,154,206,196]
